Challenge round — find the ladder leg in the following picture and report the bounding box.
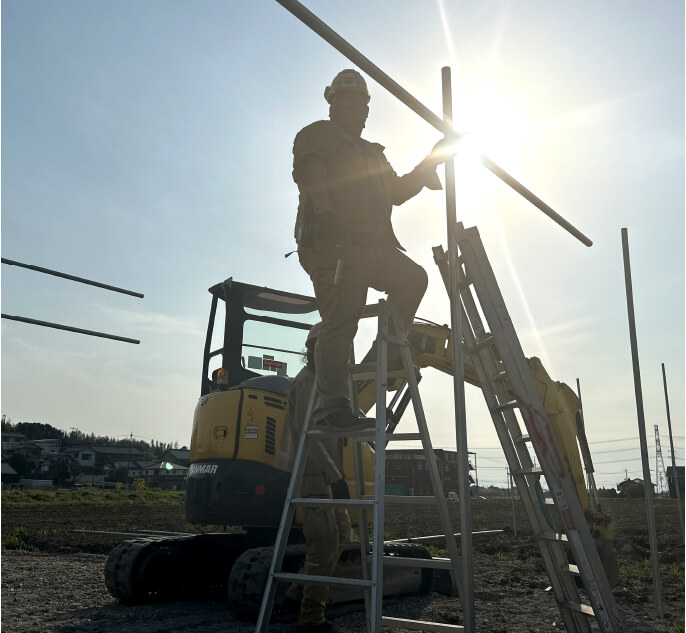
[387,305,465,602]
[255,381,318,633]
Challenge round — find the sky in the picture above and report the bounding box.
[2,0,684,489]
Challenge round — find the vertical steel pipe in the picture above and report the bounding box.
[442,65,475,633]
[621,227,664,618]
[661,362,684,543]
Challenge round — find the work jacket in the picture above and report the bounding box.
[292,120,434,250]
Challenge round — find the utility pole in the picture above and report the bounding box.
[654,425,666,495]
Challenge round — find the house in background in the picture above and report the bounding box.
[1,461,20,487]
[61,447,97,469]
[385,449,474,497]
[161,448,191,467]
[129,460,189,490]
[617,477,656,497]
[1,432,27,449]
[666,466,685,499]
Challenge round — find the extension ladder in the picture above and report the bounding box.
[255,300,467,633]
[433,222,624,633]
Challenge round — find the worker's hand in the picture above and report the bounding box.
[423,138,458,169]
[331,478,351,499]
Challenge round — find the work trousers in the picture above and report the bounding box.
[299,240,428,422]
[299,501,352,626]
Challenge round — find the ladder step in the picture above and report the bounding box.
[515,434,532,444]
[376,555,455,570]
[273,571,372,588]
[468,335,496,353]
[308,428,421,442]
[350,364,410,381]
[493,399,519,413]
[308,423,376,438]
[360,495,437,505]
[566,563,580,575]
[381,616,464,632]
[561,600,594,617]
[383,334,409,347]
[512,466,543,476]
[290,498,374,508]
[352,431,423,442]
[492,369,509,381]
[538,531,568,544]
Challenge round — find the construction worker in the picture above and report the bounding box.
[292,68,452,429]
[283,322,352,633]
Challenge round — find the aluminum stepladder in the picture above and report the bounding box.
[433,222,624,633]
[256,299,467,633]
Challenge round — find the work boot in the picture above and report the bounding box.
[320,408,374,430]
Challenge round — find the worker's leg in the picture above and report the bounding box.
[309,266,368,423]
[369,246,428,332]
[299,504,342,626]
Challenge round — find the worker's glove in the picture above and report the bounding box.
[331,478,351,499]
[412,139,457,191]
[424,138,458,168]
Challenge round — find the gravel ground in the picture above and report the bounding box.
[2,498,682,632]
[0,548,676,633]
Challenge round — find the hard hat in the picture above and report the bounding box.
[306,322,322,343]
[324,69,370,104]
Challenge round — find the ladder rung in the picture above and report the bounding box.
[308,423,376,438]
[469,335,496,353]
[515,434,532,444]
[360,495,437,505]
[566,563,580,575]
[561,600,595,617]
[493,399,519,413]
[381,616,464,632]
[492,369,509,381]
[273,571,372,588]
[290,498,374,508]
[545,497,555,505]
[512,466,543,476]
[538,531,568,544]
[376,555,455,570]
[308,429,420,442]
[383,334,409,347]
[350,365,410,381]
[353,431,423,442]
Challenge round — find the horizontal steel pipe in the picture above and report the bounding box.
[275,0,593,247]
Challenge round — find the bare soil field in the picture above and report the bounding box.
[2,496,683,633]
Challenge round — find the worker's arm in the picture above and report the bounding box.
[385,139,454,205]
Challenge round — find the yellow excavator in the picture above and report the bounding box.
[104,278,618,614]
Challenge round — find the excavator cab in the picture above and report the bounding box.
[186,278,319,527]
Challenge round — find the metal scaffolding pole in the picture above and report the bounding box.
[621,227,663,618]
[274,0,593,248]
[661,362,684,543]
[442,65,474,633]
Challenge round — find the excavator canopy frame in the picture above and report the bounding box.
[201,278,318,396]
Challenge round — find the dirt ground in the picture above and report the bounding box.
[2,497,683,633]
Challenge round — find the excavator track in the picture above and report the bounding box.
[227,541,435,619]
[105,532,252,603]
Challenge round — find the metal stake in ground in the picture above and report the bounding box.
[442,65,474,633]
[620,227,664,619]
[661,362,684,543]
[274,0,593,248]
